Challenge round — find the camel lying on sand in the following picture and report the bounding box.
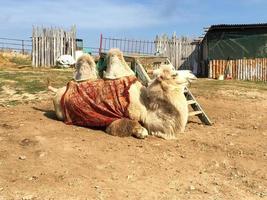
[103,49,188,139]
[48,54,99,120]
[49,49,189,139]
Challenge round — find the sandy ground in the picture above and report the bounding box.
[0,86,267,200]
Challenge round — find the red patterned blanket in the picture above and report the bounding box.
[61,76,137,127]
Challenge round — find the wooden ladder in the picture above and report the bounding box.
[134,58,212,125]
[185,87,212,125]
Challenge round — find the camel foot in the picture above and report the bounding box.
[132,126,148,139]
[106,119,148,139]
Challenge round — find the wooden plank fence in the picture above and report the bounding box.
[32,26,76,67]
[209,58,267,81]
[155,34,199,72]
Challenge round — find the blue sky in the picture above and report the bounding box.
[0,0,267,47]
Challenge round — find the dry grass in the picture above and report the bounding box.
[191,79,267,92]
[190,79,267,100]
[0,51,31,67]
[0,58,73,106]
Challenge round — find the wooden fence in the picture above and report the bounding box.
[209,58,267,81]
[32,26,76,67]
[154,34,199,71]
[100,34,200,72]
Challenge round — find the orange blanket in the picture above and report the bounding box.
[61,76,137,127]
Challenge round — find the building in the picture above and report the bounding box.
[201,23,267,81]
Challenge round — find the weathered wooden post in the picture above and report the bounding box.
[32,26,76,67]
[22,40,25,54]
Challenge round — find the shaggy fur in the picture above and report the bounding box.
[104,50,189,139]
[103,48,135,79]
[73,54,99,81]
[153,64,197,84]
[106,119,148,138]
[143,67,188,139]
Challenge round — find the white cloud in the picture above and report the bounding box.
[0,0,200,30]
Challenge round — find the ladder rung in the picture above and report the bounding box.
[189,111,203,116]
[187,100,196,105]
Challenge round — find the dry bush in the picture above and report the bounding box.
[0,51,31,67]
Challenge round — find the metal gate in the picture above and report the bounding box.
[99,34,155,55]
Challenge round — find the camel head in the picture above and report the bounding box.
[147,64,187,106]
[153,64,197,85]
[104,48,135,79]
[73,54,98,82]
[176,70,197,83]
[152,64,189,91]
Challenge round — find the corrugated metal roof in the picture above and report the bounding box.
[208,23,267,30]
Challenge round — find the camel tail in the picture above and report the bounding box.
[47,78,58,93]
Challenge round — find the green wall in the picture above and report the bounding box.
[207,29,267,59]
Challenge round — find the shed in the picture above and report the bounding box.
[201,23,267,81]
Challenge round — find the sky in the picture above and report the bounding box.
[0,0,267,47]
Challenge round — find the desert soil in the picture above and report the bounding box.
[0,80,267,200]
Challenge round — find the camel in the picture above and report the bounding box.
[103,50,189,139]
[48,53,148,139]
[48,54,99,121]
[49,49,189,139]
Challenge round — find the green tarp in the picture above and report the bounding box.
[207,29,267,59]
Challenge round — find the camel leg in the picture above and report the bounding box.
[51,86,66,121]
[106,119,148,139]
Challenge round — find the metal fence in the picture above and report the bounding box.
[99,34,155,55]
[2,34,266,82]
[209,58,267,81]
[99,34,200,71]
[83,46,100,55]
[0,37,32,54]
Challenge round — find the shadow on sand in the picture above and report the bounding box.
[32,107,58,120]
